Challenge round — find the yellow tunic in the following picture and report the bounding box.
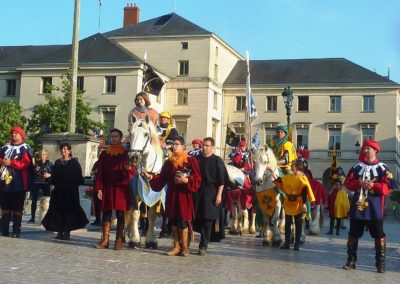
[275,141,297,170]
[274,174,315,216]
[334,189,350,218]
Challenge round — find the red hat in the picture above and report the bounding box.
[10,126,25,140]
[239,141,246,147]
[362,139,381,152]
[192,139,202,146]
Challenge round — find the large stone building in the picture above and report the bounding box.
[0,4,399,179]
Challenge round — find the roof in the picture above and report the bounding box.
[104,13,212,38]
[224,58,398,86]
[0,33,140,69]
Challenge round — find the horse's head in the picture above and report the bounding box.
[128,115,152,166]
[253,145,277,186]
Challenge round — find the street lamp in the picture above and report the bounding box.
[282,86,294,128]
[355,140,360,154]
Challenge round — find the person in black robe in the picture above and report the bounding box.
[41,143,88,240]
[194,137,225,256]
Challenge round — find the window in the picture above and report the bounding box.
[213,92,218,109]
[6,79,16,96]
[236,96,246,111]
[100,107,116,145]
[175,118,188,141]
[214,64,218,81]
[181,42,188,50]
[296,128,309,148]
[328,128,341,150]
[212,119,219,141]
[77,76,84,92]
[179,60,189,76]
[41,77,52,94]
[105,76,116,93]
[362,127,376,141]
[265,128,277,148]
[177,89,188,105]
[232,122,245,141]
[266,96,277,111]
[298,96,309,111]
[330,96,341,112]
[363,96,375,112]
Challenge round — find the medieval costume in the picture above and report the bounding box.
[273,170,315,250]
[94,141,131,250]
[343,140,396,273]
[230,140,252,175]
[274,125,297,174]
[0,126,33,238]
[158,112,179,153]
[188,139,203,158]
[42,144,88,240]
[150,147,201,256]
[194,153,226,255]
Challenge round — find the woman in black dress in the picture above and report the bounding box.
[41,143,88,240]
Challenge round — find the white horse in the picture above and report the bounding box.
[225,165,256,235]
[253,146,285,247]
[126,115,164,249]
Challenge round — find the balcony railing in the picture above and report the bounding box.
[328,150,341,158]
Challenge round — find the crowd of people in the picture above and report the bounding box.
[0,91,397,273]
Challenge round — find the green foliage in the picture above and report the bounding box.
[28,72,104,149]
[0,101,30,145]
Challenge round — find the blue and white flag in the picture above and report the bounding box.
[246,51,258,119]
[252,131,260,149]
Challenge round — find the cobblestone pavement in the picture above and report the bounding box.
[0,215,399,284]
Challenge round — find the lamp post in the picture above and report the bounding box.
[282,86,294,128]
[355,140,360,154]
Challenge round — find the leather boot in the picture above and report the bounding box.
[12,211,22,238]
[336,219,341,236]
[179,227,190,257]
[1,210,11,237]
[95,222,111,249]
[166,226,181,256]
[343,236,358,270]
[114,220,124,250]
[327,218,334,235]
[375,237,386,273]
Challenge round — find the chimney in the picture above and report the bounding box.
[123,3,140,27]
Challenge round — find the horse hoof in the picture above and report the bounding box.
[249,229,256,234]
[262,240,271,246]
[128,241,141,249]
[228,230,238,235]
[271,240,282,248]
[309,231,318,236]
[145,241,158,249]
[242,229,249,234]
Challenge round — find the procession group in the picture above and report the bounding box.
[0,91,396,273]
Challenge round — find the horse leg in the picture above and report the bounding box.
[237,203,243,235]
[249,210,257,234]
[309,204,321,235]
[272,198,283,247]
[241,208,249,234]
[128,208,141,248]
[229,203,238,235]
[144,205,158,249]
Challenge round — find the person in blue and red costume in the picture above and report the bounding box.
[342,140,397,273]
[274,125,297,174]
[230,140,252,175]
[0,126,34,238]
[142,136,201,257]
[188,139,203,158]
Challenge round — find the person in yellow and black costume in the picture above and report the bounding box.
[267,159,315,250]
[274,125,297,174]
[158,112,179,158]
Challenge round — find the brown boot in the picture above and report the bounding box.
[179,227,190,257]
[114,221,124,250]
[95,222,111,249]
[166,226,181,256]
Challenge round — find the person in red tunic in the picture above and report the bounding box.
[142,136,201,257]
[94,128,131,250]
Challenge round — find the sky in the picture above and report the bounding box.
[1,0,400,83]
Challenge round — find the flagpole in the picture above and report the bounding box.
[246,51,253,166]
[98,1,102,32]
[223,116,230,161]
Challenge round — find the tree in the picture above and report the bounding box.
[0,101,29,146]
[28,71,104,148]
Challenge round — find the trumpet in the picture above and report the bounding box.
[0,147,13,182]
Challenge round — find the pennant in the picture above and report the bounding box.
[245,51,258,118]
[226,124,239,147]
[252,131,260,149]
[99,0,102,6]
[142,63,165,96]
